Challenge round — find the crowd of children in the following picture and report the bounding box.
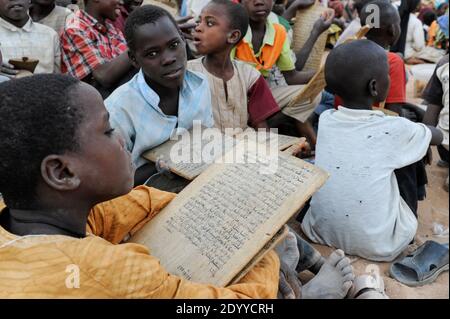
[0,0,448,298]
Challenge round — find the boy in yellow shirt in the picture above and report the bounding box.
[0,74,279,298]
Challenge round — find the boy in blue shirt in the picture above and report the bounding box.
[105,5,214,186]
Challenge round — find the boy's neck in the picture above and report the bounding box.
[249,18,266,33]
[29,3,56,21]
[341,98,374,110]
[85,4,106,25]
[0,15,29,28]
[145,75,180,97]
[144,74,180,114]
[202,49,234,81]
[368,36,391,50]
[6,206,91,238]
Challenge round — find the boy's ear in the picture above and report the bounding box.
[387,24,396,41]
[227,30,242,45]
[40,155,81,191]
[368,79,379,98]
[128,50,140,69]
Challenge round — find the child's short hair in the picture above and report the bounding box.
[325,39,388,100]
[124,5,180,52]
[0,74,82,209]
[360,0,397,29]
[209,0,249,42]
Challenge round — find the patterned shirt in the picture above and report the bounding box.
[105,69,214,168]
[0,17,60,74]
[60,10,127,80]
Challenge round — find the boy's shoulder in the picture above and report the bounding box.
[186,57,203,72]
[387,52,405,69]
[54,5,74,18]
[63,10,91,33]
[321,108,428,140]
[31,20,58,37]
[105,73,142,108]
[232,60,262,86]
[267,12,291,32]
[184,68,210,89]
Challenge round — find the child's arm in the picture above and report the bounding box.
[282,0,315,21]
[61,28,133,87]
[253,120,270,130]
[91,51,133,89]
[247,75,281,128]
[294,9,334,71]
[423,103,442,127]
[82,240,280,298]
[282,69,316,85]
[426,124,444,146]
[86,186,176,244]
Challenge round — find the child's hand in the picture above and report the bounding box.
[290,0,315,10]
[290,140,313,158]
[0,62,18,78]
[176,15,196,40]
[313,8,335,34]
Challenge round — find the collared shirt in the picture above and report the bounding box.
[231,14,295,79]
[105,69,214,168]
[60,10,127,80]
[35,5,74,34]
[112,5,128,34]
[0,17,60,74]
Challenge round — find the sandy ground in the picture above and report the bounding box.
[290,67,449,299]
[289,148,449,299]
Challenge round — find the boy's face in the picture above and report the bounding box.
[241,0,273,23]
[97,0,121,21]
[129,16,187,89]
[0,0,30,23]
[193,4,237,55]
[67,83,135,202]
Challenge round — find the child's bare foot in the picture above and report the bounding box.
[301,249,354,299]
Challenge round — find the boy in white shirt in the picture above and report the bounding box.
[0,0,60,74]
[301,40,443,262]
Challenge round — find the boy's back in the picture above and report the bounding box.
[302,107,431,261]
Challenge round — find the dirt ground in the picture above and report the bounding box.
[289,148,449,299]
[290,66,449,299]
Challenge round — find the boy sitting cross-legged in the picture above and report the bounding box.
[0,74,280,298]
[301,40,443,262]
